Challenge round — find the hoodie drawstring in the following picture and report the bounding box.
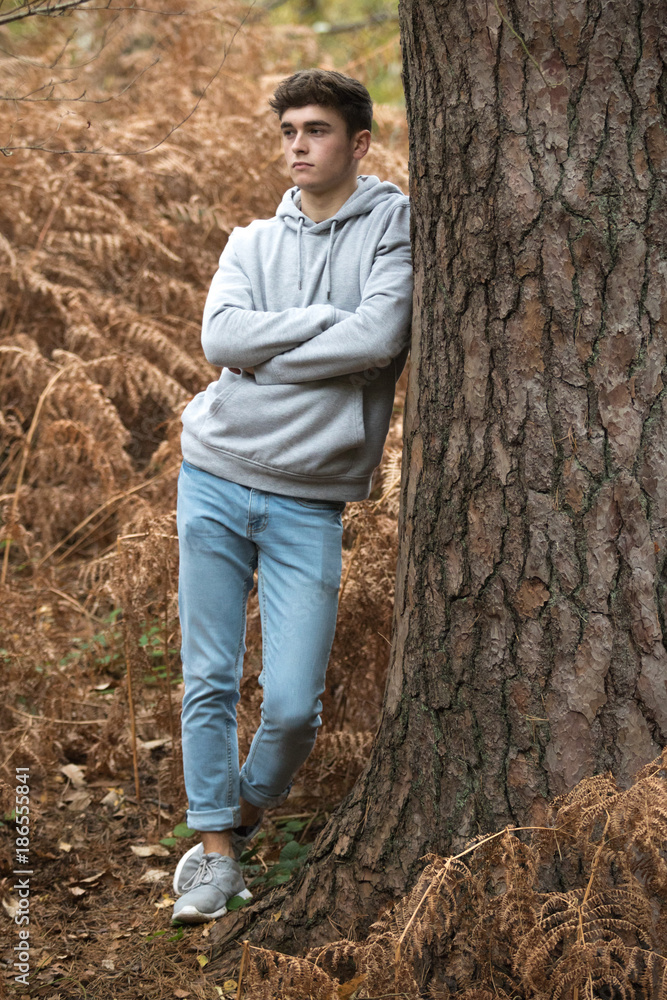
[297,216,304,291]
[325,220,336,300]
[296,214,338,298]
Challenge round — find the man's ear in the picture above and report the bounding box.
[353,129,372,161]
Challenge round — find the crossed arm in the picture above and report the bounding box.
[201,243,339,371]
[202,207,413,384]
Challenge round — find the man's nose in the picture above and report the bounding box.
[292,131,307,153]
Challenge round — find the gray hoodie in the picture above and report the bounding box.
[180,175,413,501]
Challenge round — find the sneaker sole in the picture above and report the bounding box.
[173,887,252,924]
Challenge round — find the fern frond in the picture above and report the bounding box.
[244,945,339,1000]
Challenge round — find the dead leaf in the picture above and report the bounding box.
[58,841,72,853]
[2,897,18,918]
[65,790,92,812]
[197,955,208,968]
[131,844,170,858]
[173,990,190,998]
[100,789,124,809]
[79,871,106,884]
[154,896,175,909]
[101,959,115,971]
[60,764,87,788]
[139,869,170,884]
[338,975,368,999]
[68,886,86,897]
[140,737,172,750]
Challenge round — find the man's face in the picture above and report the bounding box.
[280,104,368,196]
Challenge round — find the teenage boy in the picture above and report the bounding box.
[172,68,413,923]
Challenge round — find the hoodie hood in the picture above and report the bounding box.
[276,175,406,296]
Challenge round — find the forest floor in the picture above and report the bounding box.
[1,704,328,1000]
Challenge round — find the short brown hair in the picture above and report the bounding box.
[269,69,373,137]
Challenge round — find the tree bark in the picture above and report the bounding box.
[223,0,667,955]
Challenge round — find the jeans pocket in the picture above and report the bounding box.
[294,498,347,512]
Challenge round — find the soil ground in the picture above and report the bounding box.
[1,740,323,1000]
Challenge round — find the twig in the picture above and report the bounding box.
[577,811,611,945]
[119,537,141,803]
[1,360,82,585]
[31,172,72,258]
[494,0,551,87]
[395,824,566,960]
[1,3,256,156]
[338,532,363,602]
[0,0,99,28]
[313,11,398,34]
[45,585,105,622]
[161,549,178,784]
[344,34,401,76]
[236,939,250,1000]
[370,469,401,510]
[35,461,180,567]
[298,811,319,844]
[7,705,105,724]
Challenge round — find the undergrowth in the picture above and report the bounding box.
[240,754,667,998]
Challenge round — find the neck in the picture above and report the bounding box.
[300,175,359,223]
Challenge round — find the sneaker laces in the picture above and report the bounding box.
[180,854,230,893]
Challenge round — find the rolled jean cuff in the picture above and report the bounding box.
[239,770,292,809]
[185,805,242,832]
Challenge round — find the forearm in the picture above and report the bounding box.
[200,238,338,368]
[202,302,338,368]
[252,299,412,384]
[253,203,413,383]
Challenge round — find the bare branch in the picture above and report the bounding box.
[0,0,188,24]
[0,15,122,69]
[0,54,159,102]
[0,2,256,155]
[41,2,190,12]
[0,0,105,28]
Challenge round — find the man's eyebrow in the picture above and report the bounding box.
[280,119,333,130]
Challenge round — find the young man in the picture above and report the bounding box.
[172,68,413,923]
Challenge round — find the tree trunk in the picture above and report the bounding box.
[225,0,667,954]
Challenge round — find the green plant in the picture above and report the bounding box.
[59,608,124,673]
[139,621,181,685]
[160,823,197,848]
[245,817,313,889]
[58,609,181,685]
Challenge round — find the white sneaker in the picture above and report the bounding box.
[172,853,251,923]
[172,817,263,896]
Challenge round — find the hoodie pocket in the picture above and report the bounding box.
[197,377,365,478]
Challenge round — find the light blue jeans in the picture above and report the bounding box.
[177,459,345,832]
